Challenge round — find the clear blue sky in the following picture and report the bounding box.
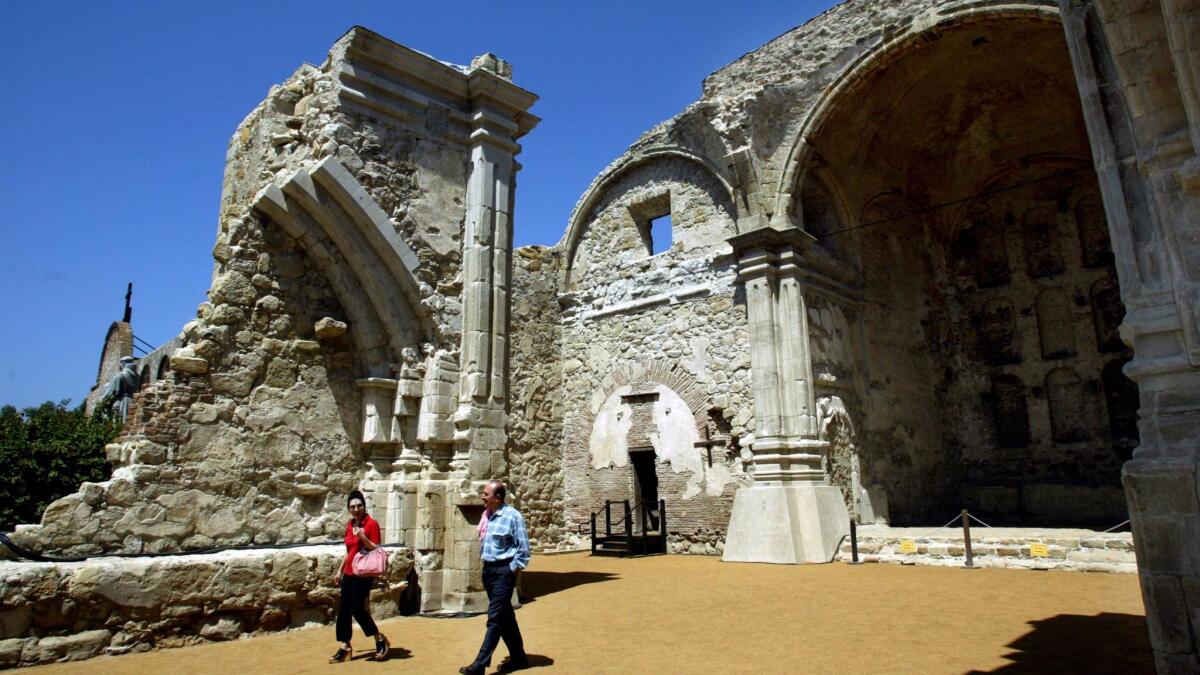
[0,0,834,410]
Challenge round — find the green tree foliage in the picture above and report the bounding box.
[0,401,121,532]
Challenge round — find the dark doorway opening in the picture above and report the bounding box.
[630,449,659,532]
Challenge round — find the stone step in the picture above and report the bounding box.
[838,525,1136,573]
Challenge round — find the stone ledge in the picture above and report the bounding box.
[838,527,1137,573]
[0,545,415,667]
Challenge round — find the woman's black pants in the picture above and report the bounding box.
[336,574,378,643]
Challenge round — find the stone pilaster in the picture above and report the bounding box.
[1061,2,1200,670]
[722,226,849,564]
[440,56,538,613]
[452,63,539,481]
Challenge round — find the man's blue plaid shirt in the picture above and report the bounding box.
[481,504,531,572]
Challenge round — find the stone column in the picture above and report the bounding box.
[722,226,849,564]
[1060,2,1200,670]
[452,63,536,480]
[440,54,538,614]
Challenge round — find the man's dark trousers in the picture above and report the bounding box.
[471,560,525,668]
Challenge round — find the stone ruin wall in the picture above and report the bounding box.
[0,548,414,667]
[504,245,567,547]
[9,28,487,559]
[544,0,1141,533]
[551,157,754,548]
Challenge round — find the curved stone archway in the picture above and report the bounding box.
[773,2,1061,223]
[254,156,435,375]
[559,147,736,289]
[786,12,1133,525]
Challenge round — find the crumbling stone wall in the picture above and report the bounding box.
[11,28,525,565]
[506,246,566,546]
[554,156,752,542]
[0,547,414,667]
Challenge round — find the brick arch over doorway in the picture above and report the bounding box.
[564,357,745,543]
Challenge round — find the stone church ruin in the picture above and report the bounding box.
[5,0,1199,670]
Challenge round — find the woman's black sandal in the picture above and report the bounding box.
[330,646,351,663]
[372,634,390,661]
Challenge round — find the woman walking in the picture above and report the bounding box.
[330,490,390,662]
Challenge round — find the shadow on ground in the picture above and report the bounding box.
[518,570,617,603]
[968,612,1153,673]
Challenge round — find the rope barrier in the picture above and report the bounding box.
[916,514,964,540]
[0,532,408,564]
[966,513,994,529]
[1101,519,1131,533]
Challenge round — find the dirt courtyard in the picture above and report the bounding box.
[33,552,1151,674]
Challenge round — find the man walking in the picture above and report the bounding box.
[461,479,530,674]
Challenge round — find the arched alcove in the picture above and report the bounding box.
[992,374,1030,449]
[797,168,853,264]
[785,9,1132,525]
[1036,288,1077,359]
[1046,367,1087,443]
[1075,192,1113,269]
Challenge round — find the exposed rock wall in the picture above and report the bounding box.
[556,156,753,538]
[12,29,538,620]
[506,246,566,546]
[0,547,414,667]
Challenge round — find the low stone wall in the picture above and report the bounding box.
[837,526,1137,573]
[0,545,414,668]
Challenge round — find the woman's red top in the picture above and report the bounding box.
[342,514,381,576]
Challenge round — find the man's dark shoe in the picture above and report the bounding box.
[497,656,530,673]
[458,665,485,675]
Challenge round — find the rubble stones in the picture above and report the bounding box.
[313,317,348,339]
[0,546,414,666]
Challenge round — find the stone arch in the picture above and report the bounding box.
[580,357,727,501]
[1046,367,1087,443]
[773,3,1061,221]
[1091,276,1125,353]
[253,156,434,375]
[560,147,736,288]
[581,357,710,439]
[156,355,170,380]
[992,374,1030,449]
[1022,206,1065,278]
[796,165,855,263]
[1035,288,1077,359]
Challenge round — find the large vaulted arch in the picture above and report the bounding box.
[253,156,434,375]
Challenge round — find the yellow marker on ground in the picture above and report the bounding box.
[1029,543,1049,557]
[899,540,917,553]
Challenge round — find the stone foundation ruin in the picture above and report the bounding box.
[6,0,1200,669]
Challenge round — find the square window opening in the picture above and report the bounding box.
[648,213,672,255]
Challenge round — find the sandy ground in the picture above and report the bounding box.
[33,552,1151,674]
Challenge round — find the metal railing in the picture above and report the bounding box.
[589,499,667,556]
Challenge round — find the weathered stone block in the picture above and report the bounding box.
[34,630,111,664]
[170,355,210,375]
[0,607,32,640]
[1142,574,1195,655]
[314,317,348,339]
[0,638,28,668]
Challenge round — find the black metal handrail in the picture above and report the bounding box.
[589,499,668,556]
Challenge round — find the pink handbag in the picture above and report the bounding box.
[351,547,389,577]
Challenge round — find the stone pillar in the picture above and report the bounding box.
[452,57,537,480]
[1060,2,1200,670]
[440,54,538,614]
[722,226,849,564]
